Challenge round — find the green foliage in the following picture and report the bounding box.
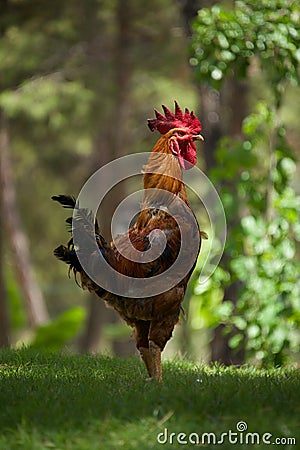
[229,110,300,364]
[196,104,300,365]
[0,76,93,126]
[0,349,299,449]
[190,267,233,329]
[30,307,86,351]
[191,1,300,365]
[191,0,300,100]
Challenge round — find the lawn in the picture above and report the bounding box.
[0,349,299,449]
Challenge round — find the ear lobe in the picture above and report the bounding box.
[169,137,180,156]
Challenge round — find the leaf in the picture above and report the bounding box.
[233,316,247,331]
[280,157,296,177]
[241,215,266,238]
[247,324,260,339]
[228,333,244,349]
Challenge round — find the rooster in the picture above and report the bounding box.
[52,101,205,381]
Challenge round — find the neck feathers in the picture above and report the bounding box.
[142,135,188,206]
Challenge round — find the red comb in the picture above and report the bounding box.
[148,101,202,135]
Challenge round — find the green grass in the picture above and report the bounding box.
[0,349,299,449]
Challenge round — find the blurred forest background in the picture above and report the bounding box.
[0,0,299,366]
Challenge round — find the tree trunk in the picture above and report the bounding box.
[210,78,248,365]
[0,192,10,346]
[79,293,111,353]
[0,115,49,329]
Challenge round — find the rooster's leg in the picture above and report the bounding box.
[134,321,153,378]
[148,315,179,382]
[149,340,162,382]
[139,347,153,378]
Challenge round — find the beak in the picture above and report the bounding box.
[193,134,204,141]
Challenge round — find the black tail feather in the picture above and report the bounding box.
[53,243,79,267]
[52,193,114,293]
[52,194,100,235]
[53,243,83,286]
[52,195,76,209]
[53,244,75,265]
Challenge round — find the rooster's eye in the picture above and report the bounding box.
[173,130,186,138]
